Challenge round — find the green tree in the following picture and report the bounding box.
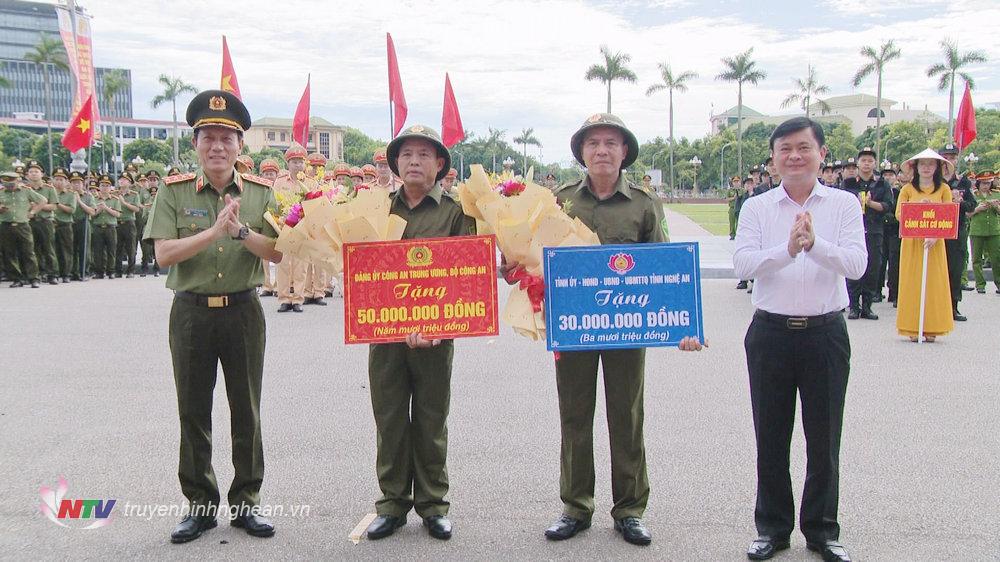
[646,63,697,193]
[716,48,767,178]
[341,127,386,166]
[782,64,830,118]
[852,40,902,162]
[31,132,71,169]
[926,39,987,138]
[512,127,541,176]
[24,32,68,172]
[150,75,197,165]
[584,45,637,113]
[101,69,129,173]
[0,125,39,160]
[825,123,858,162]
[122,138,173,165]
[249,147,285,168]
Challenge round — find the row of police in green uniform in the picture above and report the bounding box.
[0,161,170,287]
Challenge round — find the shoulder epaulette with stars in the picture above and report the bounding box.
[240,173,273,187]
[164,173,196,185]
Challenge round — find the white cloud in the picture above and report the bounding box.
[79,0,1000,162]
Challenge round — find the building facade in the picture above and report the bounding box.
[244,116,345,161]
[0,0,132,122]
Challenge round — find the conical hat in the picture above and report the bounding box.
[902,148,955,176]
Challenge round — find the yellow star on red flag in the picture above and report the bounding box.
[222,74,234,93]
[77,118,90,134]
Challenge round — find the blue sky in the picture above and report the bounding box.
[81,0,998,164]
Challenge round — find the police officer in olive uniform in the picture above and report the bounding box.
[69,171,95,280]
[50,167,78,282]
[114,172,143,277]
[726,176,742,240]
[90,175,121,279]
[24,160,60,284]
[878,164,901,304]
[364,125,469,542]
[144,90,281,544]
[516,114,702,547]
[0,171,45,287]
[141,170,162,276]
[840,147,894,319]
[939,144,977,320]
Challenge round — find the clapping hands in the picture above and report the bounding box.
[787,212,815,257]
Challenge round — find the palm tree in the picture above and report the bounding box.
[646,63,697,193]
[484,127,506,173]
[782,65,831,119]
[150,75,197,164]
[584,45,637,113]
[101,70,129,174]
[24,33,69,171]
[513,128,541,176]
[852,40,901,162]
[716,48,766,175]
[926,39,988,138]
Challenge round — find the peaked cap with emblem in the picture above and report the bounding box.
[857,146,877,159]
[939,143,959,156]
[259,158,280,173]
[235,154,255,174]
[845,157,857,166]
[284,142,307,161]
[68,170,85,182]
[98,174,113,185]
[307,152,328,167]
[52,167,69,179]
[185,89,251,132]
[333,162,351,176]
[361,163,377,176]
[570,113,638,169]
[386,124,451,182]
[349,166,363,178]
[373,147,388,164]
[26,159,45,173]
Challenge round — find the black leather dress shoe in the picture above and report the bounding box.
[366,514,406,540]
[614,516,652,546]
[292,304,303,312]
[847,309,860,320]
[747,536,790,560]
[860,309,878,320]
[10,281,23,288]
[807,540,851,562]
[423,515,452,540]
[962,284,974,291]
[230,513,275,537]
[544,515,590,540]
[30,280,40,288]
[277,303,293,312]
[953,309,967,321]
[170,515,217,543]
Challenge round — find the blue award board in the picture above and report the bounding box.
[543,242,704,351]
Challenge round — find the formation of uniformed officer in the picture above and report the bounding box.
[939,143,977,320]
[969,172,1000,294]
[877,164,901,304]
[840,147,894,320]
[0,170,45,287]
[90,174,121,279]
[271,142,314,313]
[257,158,280,297]
[50,167,78,282]
[114,172,143,278]
[363,125,469,542]
[144,89,282,543]
[24,160,60,284]
[371,147,401,192]
[498,113,702,547]
[725,175,743,240]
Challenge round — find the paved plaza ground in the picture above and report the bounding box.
[2,258,998,560]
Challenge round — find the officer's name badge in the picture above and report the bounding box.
[183,208,209,217]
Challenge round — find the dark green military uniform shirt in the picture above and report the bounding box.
[555,174,668,244]
[390,184,467,239]
[119,191,140,221]
[54,189,78,223]
[970,191,1000,237]
[91,195,121,226]
[0,187,46,223]
[73,191,94,221]
[30,183,58,219]
[144,170,279,294]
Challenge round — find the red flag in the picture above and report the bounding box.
[292,75,311,147]
[954,82,976,149]
[386,33,407,137]
[61,93,94,152]
[220,35,242,100]
[441,73,464,148]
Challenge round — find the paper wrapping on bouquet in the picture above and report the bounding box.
[457,164,599,341]
[343,235,499,344]
[898,202,960,239]
[268,188,407,275]
[543,242,704,351]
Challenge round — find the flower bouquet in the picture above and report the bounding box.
[458,164,599,340]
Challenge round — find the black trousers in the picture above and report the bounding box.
[884,231,901,302]
[847,231,883,311]
[945,226,969,309]
[745,313,850,544]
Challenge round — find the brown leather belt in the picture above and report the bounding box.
[754,309,843,330]
[175,289,255,308]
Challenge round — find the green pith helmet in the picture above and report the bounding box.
[570,112,639,170]
[386,124,451,182]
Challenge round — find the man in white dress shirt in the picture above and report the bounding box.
[734,117,867,562]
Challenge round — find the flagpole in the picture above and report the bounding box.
[389,102,393,140]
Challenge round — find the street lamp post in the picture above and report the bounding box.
[720,142,733,188]
[453,151,464,180]
[690,155,702,194]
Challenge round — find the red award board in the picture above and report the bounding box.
[343,235,499,344]
[898,202,960,240]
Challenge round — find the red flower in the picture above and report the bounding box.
[498,180,526,197]
[304,190,324,200]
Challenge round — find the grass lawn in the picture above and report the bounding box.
[664,203,732,236]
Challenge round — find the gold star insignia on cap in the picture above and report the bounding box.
[209,96,227,111]
[863,147,871,151]
[410,125,425,133]
[587,114,603,123]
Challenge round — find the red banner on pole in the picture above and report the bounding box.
[343,235,499,344]
[898,202,960,239]
[55,6,101,138]
[954,82,976,149]
[61,93,94,152]
[220,35,242,100]
[386,33,408,137]
[441,73,464,148]
[292,75,310,147]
